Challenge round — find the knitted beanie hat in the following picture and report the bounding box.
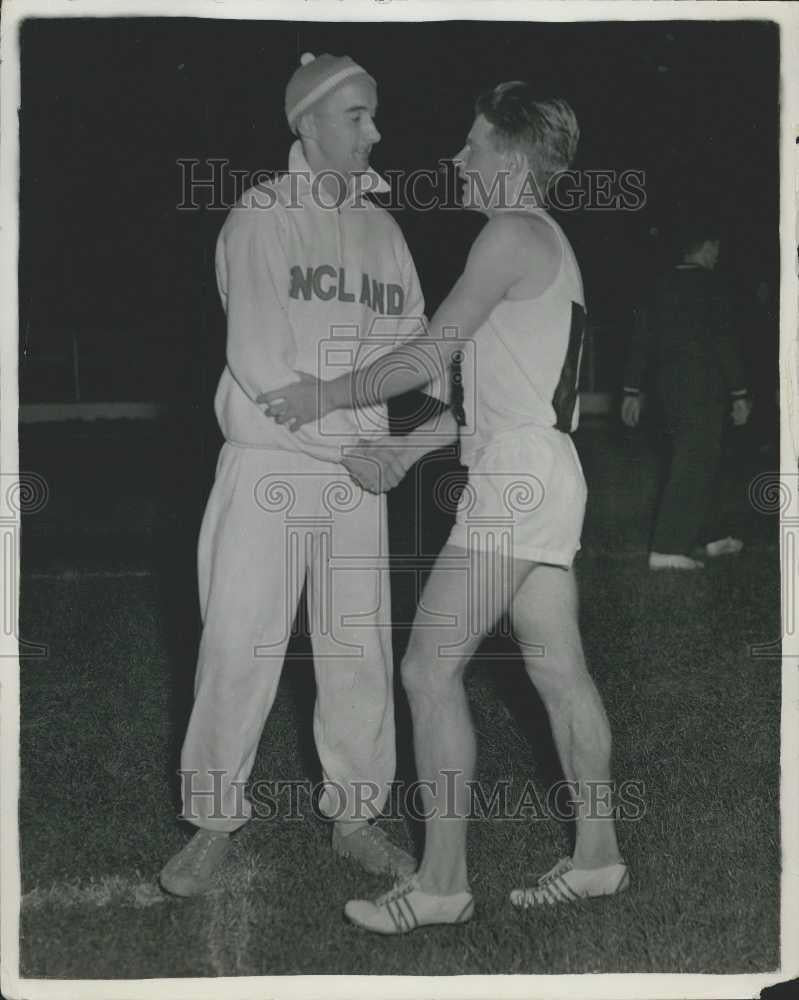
[285,52,375,132]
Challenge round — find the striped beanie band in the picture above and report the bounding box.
[285,53,375,132]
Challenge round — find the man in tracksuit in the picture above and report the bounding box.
[621,221,752,570]
[160,54,428,895]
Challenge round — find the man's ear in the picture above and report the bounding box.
[506,148,528,180]
[506,149,540,205]
[295,111,317,141]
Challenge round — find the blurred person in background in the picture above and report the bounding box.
[621,217,751,570]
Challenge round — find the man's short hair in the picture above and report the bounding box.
[475,82,579,196]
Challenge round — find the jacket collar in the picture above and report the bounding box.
[287,140,390,204]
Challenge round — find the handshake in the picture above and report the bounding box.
[340,436,416,494]
[256,378,424,493]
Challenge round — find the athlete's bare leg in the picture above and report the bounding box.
[400,544,534,896]
[512,564,622,868]
[402,545,621,897]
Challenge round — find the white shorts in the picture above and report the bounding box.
[447,426,587,568]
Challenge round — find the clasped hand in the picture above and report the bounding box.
[341,438,412,494]
[258,378,409,493]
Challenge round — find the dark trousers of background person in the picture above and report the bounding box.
[652,366,728,555]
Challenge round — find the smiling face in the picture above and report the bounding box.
[302,77,381,184]
[453,114,516,214]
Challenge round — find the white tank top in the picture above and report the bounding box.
[459,210,586,463]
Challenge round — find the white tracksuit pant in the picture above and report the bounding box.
[180,443,396,832]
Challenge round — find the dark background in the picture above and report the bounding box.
[18,17,780,410]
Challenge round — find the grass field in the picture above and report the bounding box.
[16,416,781,978]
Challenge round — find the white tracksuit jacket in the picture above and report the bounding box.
[214,141,425,461]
